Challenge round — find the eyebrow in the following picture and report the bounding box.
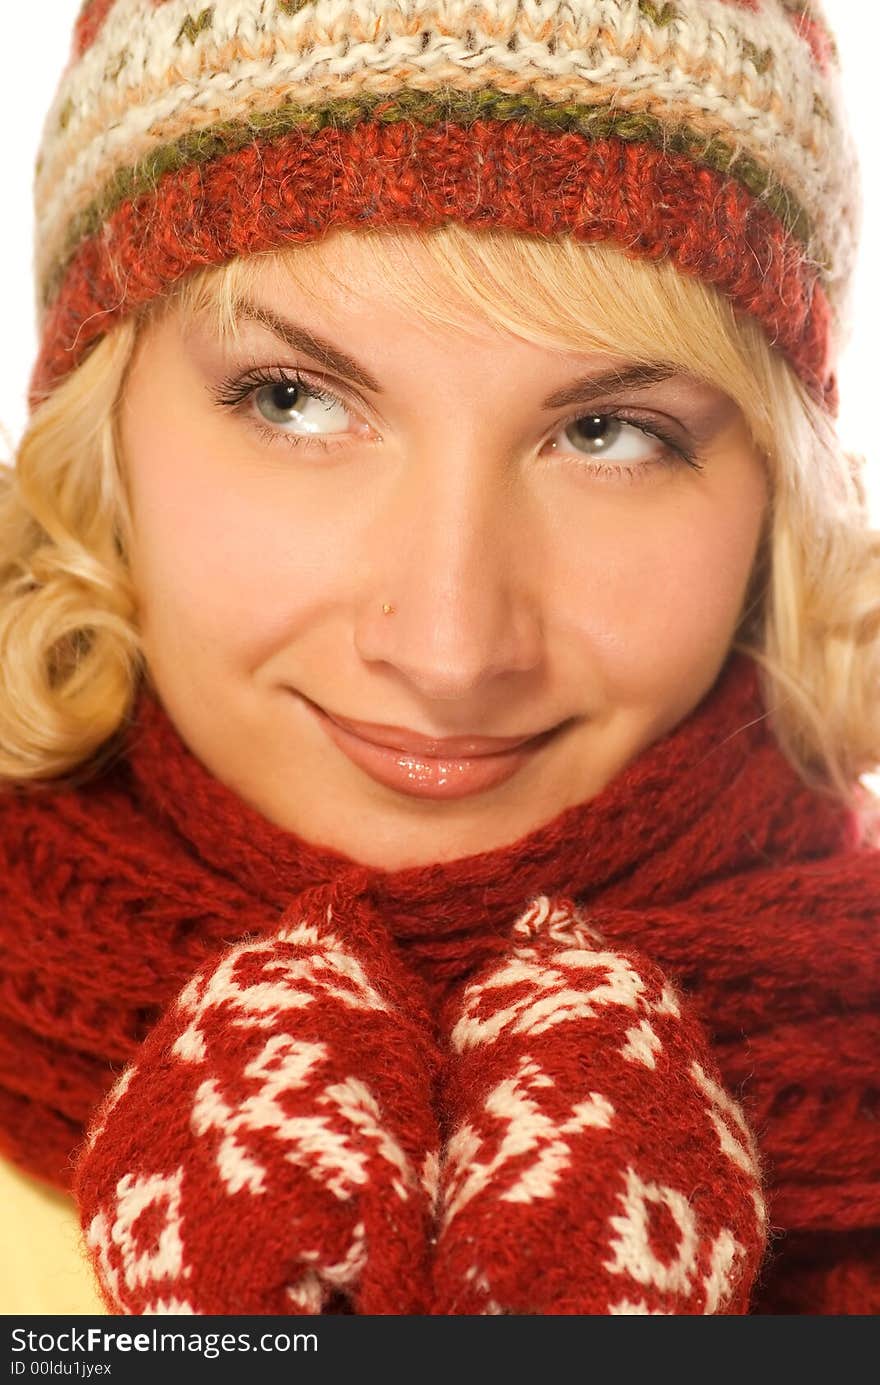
[229,300,685,408]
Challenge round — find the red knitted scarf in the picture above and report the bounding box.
[1,651,878,1314]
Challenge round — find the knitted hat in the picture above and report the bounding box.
[29,0,859,415]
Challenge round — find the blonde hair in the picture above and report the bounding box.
[1,224,878,829]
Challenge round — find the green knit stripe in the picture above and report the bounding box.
[637,1,678,27]
[41,86,821,308]
[176,7,215,46]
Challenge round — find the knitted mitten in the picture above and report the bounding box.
[73,878,440,1315]
[430,896,768,1315]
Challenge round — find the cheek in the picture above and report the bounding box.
[123,412,337,651]
[554,482,765,685]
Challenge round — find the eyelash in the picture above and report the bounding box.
[208,365,705,482]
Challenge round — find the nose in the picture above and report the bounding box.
[353,454,545,700]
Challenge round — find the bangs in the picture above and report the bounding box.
[163,222,782,455]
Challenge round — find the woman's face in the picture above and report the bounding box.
[121,235,768,869]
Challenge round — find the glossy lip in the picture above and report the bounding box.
[315,704,548,757]
[296,693,565,800]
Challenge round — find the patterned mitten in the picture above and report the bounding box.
[430,896,768,1315]
[73,879,440,1315]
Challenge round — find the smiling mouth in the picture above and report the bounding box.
[295,692,568,800]
[316,706,558,757]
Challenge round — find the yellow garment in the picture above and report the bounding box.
[0,1155,106,1314]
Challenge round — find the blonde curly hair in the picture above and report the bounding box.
[1,224,878,832]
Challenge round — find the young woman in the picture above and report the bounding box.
[0,0,877,1315]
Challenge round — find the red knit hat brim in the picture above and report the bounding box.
[29,121,837,414]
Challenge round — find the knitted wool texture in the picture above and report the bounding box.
[29,0,859,414]
[1,651,878,1313]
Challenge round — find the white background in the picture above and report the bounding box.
[0,0,877,523]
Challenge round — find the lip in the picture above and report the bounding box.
[297,694,564,800]
[315,706,543,757]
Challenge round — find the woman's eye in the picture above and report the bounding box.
[211,370,700,477]
[252,377,352,438]
[551,415,666,465]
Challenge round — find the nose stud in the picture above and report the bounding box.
[382,602,395,615]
